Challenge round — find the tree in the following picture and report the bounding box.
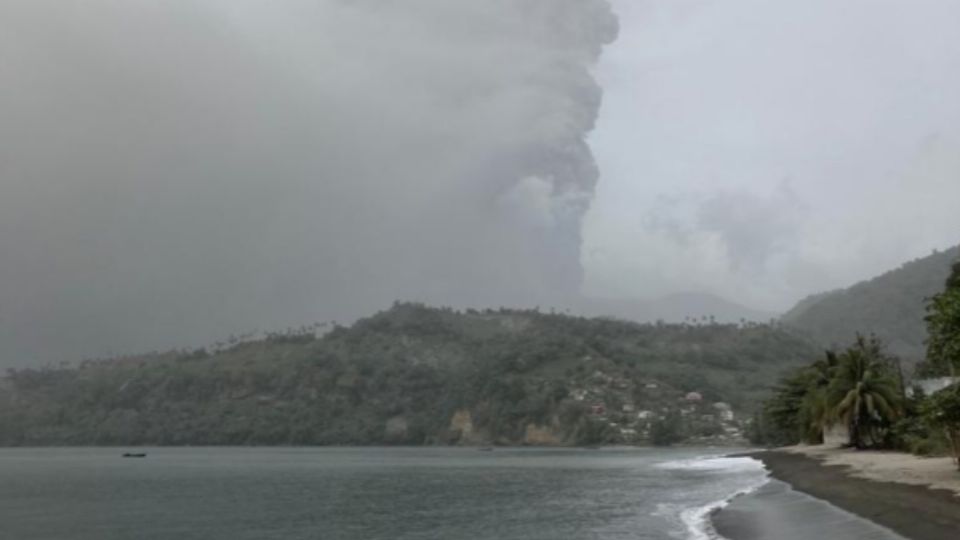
[650,411,683,446]
[827,336,903,449]
[763,351,838,445]
[798,351,839,444]
[924,384,960,471]
[764,367,817,444]
[925,262,960,375]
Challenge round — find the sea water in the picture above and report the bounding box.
[0,447,900,540]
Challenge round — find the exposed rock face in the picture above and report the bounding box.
[448,409,480,444]
[450,409,473,434]
[523,423,562,446]
[385,416,408,442]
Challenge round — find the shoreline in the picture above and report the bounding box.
[714,449,960,540]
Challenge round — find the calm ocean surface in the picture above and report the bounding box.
[0,447,902,540]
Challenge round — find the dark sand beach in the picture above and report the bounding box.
[714,451,960,540]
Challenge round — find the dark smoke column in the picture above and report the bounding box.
[412,0,621,309]
[0,0,618,366]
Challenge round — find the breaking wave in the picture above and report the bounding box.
[655,455,769,540]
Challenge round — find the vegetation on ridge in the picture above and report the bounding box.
[0,304,819,447]
[781,245,960,370]
[925,261,960,469]
[925,261,960,375]
[758,260,960,471]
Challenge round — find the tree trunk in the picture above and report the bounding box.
[849,418,862,449]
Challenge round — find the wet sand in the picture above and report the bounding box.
[714,450,960,540]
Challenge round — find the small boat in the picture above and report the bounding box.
[478,447,494,452]
[122,452,147,458]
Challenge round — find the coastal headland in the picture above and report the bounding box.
[714,447,960,540]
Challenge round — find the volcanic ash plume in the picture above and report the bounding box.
[0,0,618,364]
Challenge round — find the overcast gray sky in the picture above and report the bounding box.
[1,0,958,366]
[585,0,960,311]
[0,0,617,366]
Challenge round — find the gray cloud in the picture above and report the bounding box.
[696,181,804,272]
[0,0,617,366]
[584,0,960,311]
[640,181,805,271]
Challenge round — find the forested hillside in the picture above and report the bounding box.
[0,304,819,447]
[782,245,960,370]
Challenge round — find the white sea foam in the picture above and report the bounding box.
[679,480,768,540]
[655,456,770,540]
[655,455,766,473]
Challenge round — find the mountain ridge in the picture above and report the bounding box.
[0,303,818,447]
[580,292,776,326]
[781,244,960,369]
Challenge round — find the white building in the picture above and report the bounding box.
[911,377,959,396]
[712,402,735,422]
[823,423,850,447]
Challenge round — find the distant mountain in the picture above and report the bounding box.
[0,303,818,447]
[781,245,960,369]
[580,292,776,325]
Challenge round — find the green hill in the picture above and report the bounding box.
[0,303,819,447]
[781,245,960,370]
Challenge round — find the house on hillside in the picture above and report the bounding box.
[822,423,850,447]
[712,402,734,422]
[591,371,611,384]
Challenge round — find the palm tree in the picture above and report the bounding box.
[827,336,903,449]
[765,351,837,444]
[798,351,838,444]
